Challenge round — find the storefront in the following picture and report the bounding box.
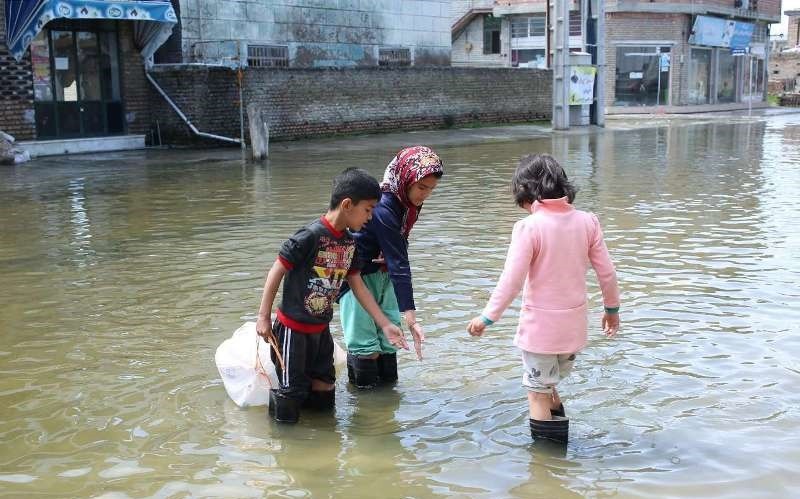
[614,45,671,106]
[607,12,771,111]
[3,0,176,140]
[688,15,765,105]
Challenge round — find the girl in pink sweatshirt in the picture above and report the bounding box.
[467,154,620,445]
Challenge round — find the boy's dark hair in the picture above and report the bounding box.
[330,167,381,209]
[511,154,577,206]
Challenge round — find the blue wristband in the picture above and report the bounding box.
[480,315,495,326]
[604,306,619,314]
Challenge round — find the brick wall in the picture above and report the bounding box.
[790,17,800,48]
[146,65,242,144]
[0,0,36,140]
[607,0,781,20]
[605,12,690,107]
[119,23,154,136]
[768,51,800,92]
[148,66,552,144]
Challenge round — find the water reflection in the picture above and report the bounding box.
[1,115,800,497]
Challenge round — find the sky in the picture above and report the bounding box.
[773,0,800,38]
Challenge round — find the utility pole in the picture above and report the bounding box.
[591,0,605,125]
[551,0,571,130]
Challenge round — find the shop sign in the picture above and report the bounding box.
[660,53,670,72]
[689,15,754,50]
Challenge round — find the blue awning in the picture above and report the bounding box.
[4,0,177,61]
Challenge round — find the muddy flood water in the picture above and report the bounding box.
[1,115,799,497]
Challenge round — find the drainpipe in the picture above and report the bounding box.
[145,71,242,145]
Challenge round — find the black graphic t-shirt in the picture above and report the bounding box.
[276,216,359,333]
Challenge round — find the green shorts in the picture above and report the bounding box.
[340,271,401,356]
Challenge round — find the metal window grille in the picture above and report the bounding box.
[569,11,581,37]
[247,44,289,68]
[511,18,528,38]
[751,24,767,43]
[379,48,411,67]
[511,15,545,38]
[530,16,546,37]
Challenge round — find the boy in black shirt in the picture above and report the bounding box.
[256,168,407,423]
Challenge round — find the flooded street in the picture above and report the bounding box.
[1,115,800,497]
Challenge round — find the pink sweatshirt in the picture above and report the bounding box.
[482,197,620,354]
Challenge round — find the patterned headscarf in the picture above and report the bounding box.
[381,146,444,236]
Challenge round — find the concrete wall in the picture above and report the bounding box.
[451,0,494,21]
[452,15,511,67]
[178,0,451,67]
[0,0,36,140]
[148,66,552,143]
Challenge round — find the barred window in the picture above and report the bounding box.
[569,11,582,37]
[379,47,411,67]
[247,45,288,68]
[751,24,767,43]
[511,18,528,38]
[511,15,546,38]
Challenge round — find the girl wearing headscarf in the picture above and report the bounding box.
[339,146,444,388]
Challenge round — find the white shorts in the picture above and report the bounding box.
[521,351,576,394]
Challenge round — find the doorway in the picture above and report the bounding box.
[32,28,124,139]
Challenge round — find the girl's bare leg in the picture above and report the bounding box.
[528,391,553,420]
[552,388,562,411]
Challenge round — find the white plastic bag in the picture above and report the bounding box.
[215,322,278,407]
[215,322,348,407]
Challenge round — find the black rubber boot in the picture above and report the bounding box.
[529,416,569,444]
[347,353,379,389]
[268,389,301,424]
[377,353,398,384]
[551,403,566,418]
[304,389,335,411]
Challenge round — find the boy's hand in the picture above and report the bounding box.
[467,316,487,337]
[408,322,425,361]
[256,316,272,341]
[381,323,409,351]
[602,312,619,337]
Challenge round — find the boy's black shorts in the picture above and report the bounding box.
[271,318,335,401]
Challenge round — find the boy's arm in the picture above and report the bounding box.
[346,273,410,353]
[256,259,288,340]
[588,214,620,336]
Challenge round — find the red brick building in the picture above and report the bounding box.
[606,0,779,110]
[788,9,800,48]
[0,1,176,149]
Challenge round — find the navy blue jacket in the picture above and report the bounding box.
[344,192,416,312]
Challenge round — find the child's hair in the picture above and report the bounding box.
[330,167,381,209]
[511,154,577,206]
